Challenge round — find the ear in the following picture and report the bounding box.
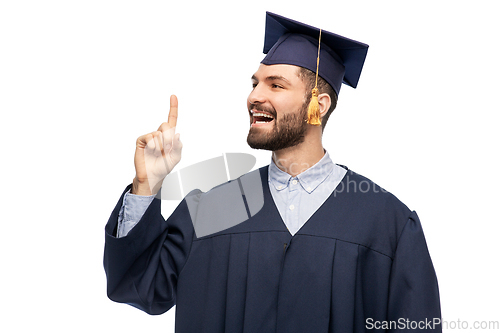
[317,93,331,119]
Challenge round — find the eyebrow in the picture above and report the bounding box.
[251,74,292,85]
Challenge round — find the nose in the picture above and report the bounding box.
[247,83,266,106]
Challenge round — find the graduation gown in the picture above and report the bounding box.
[104,166,441,332]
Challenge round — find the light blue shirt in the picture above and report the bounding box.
[116,190,155,237]
[117,151,347,237]
[268,151,347,235]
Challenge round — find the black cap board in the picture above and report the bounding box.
[261,12,369,96]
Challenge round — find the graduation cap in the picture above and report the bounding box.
[261,12,369,125]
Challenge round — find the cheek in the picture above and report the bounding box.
[276,95,306,114]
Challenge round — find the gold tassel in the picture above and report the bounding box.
[307,29,322,126]
[307,87,321,125]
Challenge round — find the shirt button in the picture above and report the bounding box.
[292,179,298,185]
[307,187,312,191]
[277,185,282,190]
[289,204,295,211]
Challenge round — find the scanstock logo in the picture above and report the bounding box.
[156,153,264,238]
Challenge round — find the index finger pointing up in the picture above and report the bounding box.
[168,94,178,127]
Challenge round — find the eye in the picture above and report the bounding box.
[271,84,283,89]
[251,82,258,89]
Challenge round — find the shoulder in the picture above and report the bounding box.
[185,167,267,238]
[325,167,413,258]
[338,168,410,215]
[188,166,266,199]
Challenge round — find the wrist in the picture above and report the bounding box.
[131,177,155,196]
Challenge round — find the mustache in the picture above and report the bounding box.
[249,104,277,118]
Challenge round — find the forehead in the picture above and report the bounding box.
[252,64,302,83]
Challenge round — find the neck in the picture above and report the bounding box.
[271,129,325,177]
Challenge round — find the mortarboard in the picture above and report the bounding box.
[261,12,369,125]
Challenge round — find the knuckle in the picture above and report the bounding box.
[159,122,169,131]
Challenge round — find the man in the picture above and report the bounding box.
[104,12,441,332]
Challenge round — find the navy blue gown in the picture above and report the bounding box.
[104,166,441,332]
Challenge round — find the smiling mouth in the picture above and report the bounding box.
[251,111,275,125]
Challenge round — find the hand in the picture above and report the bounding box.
[132,95,183,195]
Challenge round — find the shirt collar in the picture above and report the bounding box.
[268,151,334,194]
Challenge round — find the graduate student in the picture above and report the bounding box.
[104,12,442,332]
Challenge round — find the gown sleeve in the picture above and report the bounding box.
[103,185,195,315]
[387,211,442,332]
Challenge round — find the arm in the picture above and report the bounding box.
[104,185,194,315]
[387,211,442,332]
[117,94,182,238]
[104,95,186,313]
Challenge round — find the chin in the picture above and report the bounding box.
[247,133,305,151]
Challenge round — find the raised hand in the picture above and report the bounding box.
[132,95,183,195]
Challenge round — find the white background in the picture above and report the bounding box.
[1,0,499,332]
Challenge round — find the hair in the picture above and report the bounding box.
[297,67,338,130]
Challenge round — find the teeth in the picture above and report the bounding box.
[255,121,268,124]
[253,112,273,119]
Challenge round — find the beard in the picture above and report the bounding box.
[246,100,309,151]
